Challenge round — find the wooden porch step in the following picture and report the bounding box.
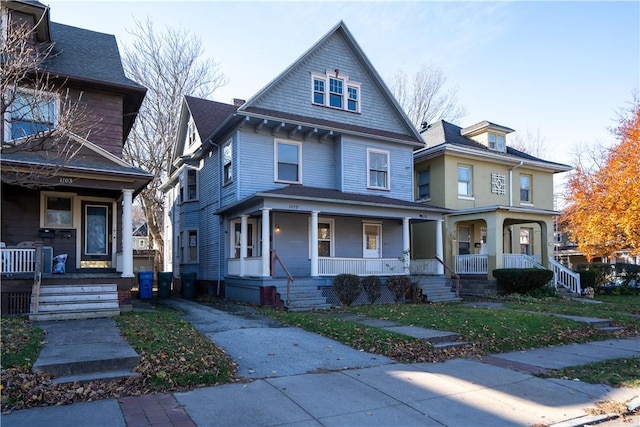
[30,283,120,321]
[414,275,462,303]
[282,282,332,311]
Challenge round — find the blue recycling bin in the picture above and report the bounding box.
[138,271,154,299]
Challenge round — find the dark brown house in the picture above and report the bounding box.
[1,1,152,319]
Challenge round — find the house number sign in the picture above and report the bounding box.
[59,177,74,184]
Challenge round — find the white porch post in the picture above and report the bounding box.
[121,189,134,278]
[240,215,248,277]
[310,211,319,277]
[403,217,410,274]
[261,208,271,277]
[436,219,444,275]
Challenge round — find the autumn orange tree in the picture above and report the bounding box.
[561,98,640,261]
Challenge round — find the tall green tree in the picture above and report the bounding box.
[122,18,227,271]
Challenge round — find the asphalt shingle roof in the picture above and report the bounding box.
[184,96,238,142]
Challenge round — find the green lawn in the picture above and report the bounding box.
[1,311,236,412]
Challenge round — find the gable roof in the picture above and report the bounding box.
[418,120,572,171]
[237,21,423,146]
[184,96,238,142]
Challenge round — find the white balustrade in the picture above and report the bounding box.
[503,254,544,269]
[549,257,581,294]
[318,257,405,276]
[454,254,488,274]
[227,257,265,277]
[1,248,36,274]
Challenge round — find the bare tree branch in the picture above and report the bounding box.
[388,64,466,129]
[121,18,228,271]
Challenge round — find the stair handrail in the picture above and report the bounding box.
[271,250,293,305]
[32,243,43,313]
[435,256,460,298]
[548,257,581,295]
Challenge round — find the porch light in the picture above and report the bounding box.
[275,225,281,232]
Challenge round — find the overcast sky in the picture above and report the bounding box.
[45,0,639,184]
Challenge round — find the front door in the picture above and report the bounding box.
[363,223,381,258]
[81,201,112,268]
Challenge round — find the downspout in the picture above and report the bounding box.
[509,161,524,206]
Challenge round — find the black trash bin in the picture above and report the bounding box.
[157,272,172,299]
[137,271,154,299]
[181,273,196,299]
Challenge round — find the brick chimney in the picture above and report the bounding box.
[233,98,246,107]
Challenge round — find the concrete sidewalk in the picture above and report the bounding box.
[2,299,639,427]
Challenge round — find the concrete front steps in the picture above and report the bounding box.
[32,318,139,384]
[30,283,120,321]
[415,275,463,303]
[281,282,332,312]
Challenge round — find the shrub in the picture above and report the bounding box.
[361,276,381,304]
[332,274,362,306]
[576,263,614,291]
[386,276,412,303]
[578,270,597,289]
[492,268,554,295]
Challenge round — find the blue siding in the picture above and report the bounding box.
[252,32,410,137]
[198,150,223,282]
[341,135,414,201]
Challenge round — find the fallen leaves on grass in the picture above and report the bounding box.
[1,311,237,412]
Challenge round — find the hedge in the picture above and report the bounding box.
[493,268,554,295]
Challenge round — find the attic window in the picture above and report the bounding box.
[311,72,360,113]
[488,133,505,152]
[187,120,197,147]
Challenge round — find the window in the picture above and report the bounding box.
[275,140,301,183]
[187,120,197,147]
[222,140,232,185]
[347,86,358,112]
[458,166,472,196]
[520,228,531,255]
[310,218,335,258]
[230,220,256,258]
[43,194,73,228]
[311,72,360,113]
[417,169,430,199]
[458,226,471,255]
[367,149,389,190]
[182,230,198,263]
[520,174,531,202]
[329,77,343,108]
[180,168,198,202]
[488,133,505,151]
[7,90,57,141]
[313,78,325,104]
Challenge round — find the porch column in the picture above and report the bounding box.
[310,211,319,277]
[240,215,248,277]
[436,219,444,275]
[121,189,134,278]
[403,217,410,274]
[261,208,271,277]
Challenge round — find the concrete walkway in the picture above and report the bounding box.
[2,299,639,427]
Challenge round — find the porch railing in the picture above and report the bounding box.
[503,254,543,269]
[227,257,264,277]
[318,257,405,276]
[1,248,36,274]
[455,254,488,275]
[549,257,581,295]
[410,258,440,275]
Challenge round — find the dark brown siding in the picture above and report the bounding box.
[65,88,124,158]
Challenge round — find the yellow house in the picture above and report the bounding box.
[412,120,571,282]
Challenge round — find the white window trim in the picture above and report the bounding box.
[186,119,198,148]
[229,218,259,258]
[181,229,199,264]
[520,174,532,203]
[457,165,473,197]
[274,139,303,184]
[367,148,390,190]
[5,88,59,143]
[309,217,335,258]
[180,167,199,203]
[40,191,76,229]
[310,72,361,113]
[222,139,233,186]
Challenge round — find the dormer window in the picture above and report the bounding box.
[488,134,505,152]
[312,72,360,113]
